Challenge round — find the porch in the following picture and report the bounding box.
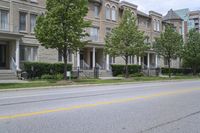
[75,47,110,71]
[0,32,23,74]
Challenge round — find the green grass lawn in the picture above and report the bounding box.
[0,76,199,90]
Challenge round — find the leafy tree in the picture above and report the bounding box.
[154,26,183,78]
[105,9,148,78]
[35,0,91,80]
[182,29,200,75]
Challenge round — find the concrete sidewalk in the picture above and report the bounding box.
[0,80,28,83]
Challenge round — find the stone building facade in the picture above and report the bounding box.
[0,0,183,75]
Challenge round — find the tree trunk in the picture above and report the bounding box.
[125,56,129,78]
[193,65,197,76]
[63,47,68,80]
[168,58,171,78]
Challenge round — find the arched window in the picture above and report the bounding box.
[111,6,116,21]
[105,4,111,19]
[157,20,160,31]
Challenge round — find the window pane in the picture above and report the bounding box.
[111,7,116,21]
[90,27,99,41]
[154,19,157,31]
[30,14,37,32]
[20,45,25,61]
[157,20,160,31]
[106,5,110,19]
[19,12,27,31]
[1,10,9,31]
[94,5,99,18]
[32,47,38,61]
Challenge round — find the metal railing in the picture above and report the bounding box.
[96,63,102,70]
[80,60,90,70]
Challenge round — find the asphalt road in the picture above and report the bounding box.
[0,80,200,133]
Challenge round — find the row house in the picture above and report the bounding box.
[0,0,183,77]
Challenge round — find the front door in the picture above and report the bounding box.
[0,45,6,68]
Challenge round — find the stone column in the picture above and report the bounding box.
[155,54,158,68]
[16,39,20,70]
[106,54,110,71]
[134,55,137,64]
[139,56,141,65]
[77,50,80,69]
[92,47,96,68]
[147,53,150,68]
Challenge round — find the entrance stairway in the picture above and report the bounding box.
[0,70,18,80]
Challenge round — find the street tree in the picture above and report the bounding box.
[154,26,183,78]
[182,29,200,75]
[105,9,148,78]
[35,0,91,80]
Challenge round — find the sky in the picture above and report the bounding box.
[125,0,200,15]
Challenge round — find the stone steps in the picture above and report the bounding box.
[0,70,18,80]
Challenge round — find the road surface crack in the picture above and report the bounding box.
[139,110,200,133]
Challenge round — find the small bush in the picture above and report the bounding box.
[23,62,72,79]
[54,74,64,80]
[130,72,144,77]
[161,68,192,75]
[41,74,55,80]
[111,64,141,77]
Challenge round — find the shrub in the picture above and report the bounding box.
[130,72,144,77]
[54,74,64,80]
[111,64,141,77]
[23,62,72,79]
[41,74,54,80]
[161,68,192,75]
[41,74,64,80]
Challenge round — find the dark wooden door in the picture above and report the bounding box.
[0,45,6,68]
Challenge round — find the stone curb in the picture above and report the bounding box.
[0,79,198,92]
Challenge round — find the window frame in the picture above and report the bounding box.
[30,14,37,33]
[105,4,111,20]
[94,5,100,18]
[19,12,27,32]
[153,19,157,31]
[90,27,99,42]
[20,45,38,62]
[0,9,9,31]
[111,6,116,21]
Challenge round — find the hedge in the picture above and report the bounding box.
[161,68,192,75]
[111,64,141,76]
[23,62,72,78]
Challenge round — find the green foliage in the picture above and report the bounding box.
[130,72,144,77]
[154,26,183,78]
[35,0,91,79]
[41,74,55,80]
[182,29,200,75]
[41,74,64,80]
[105,9,148,78]
[111,64,141,77]
[24,62,72,79]
[161,68,192,75]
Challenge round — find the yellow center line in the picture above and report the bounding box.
[0,88,200,120]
